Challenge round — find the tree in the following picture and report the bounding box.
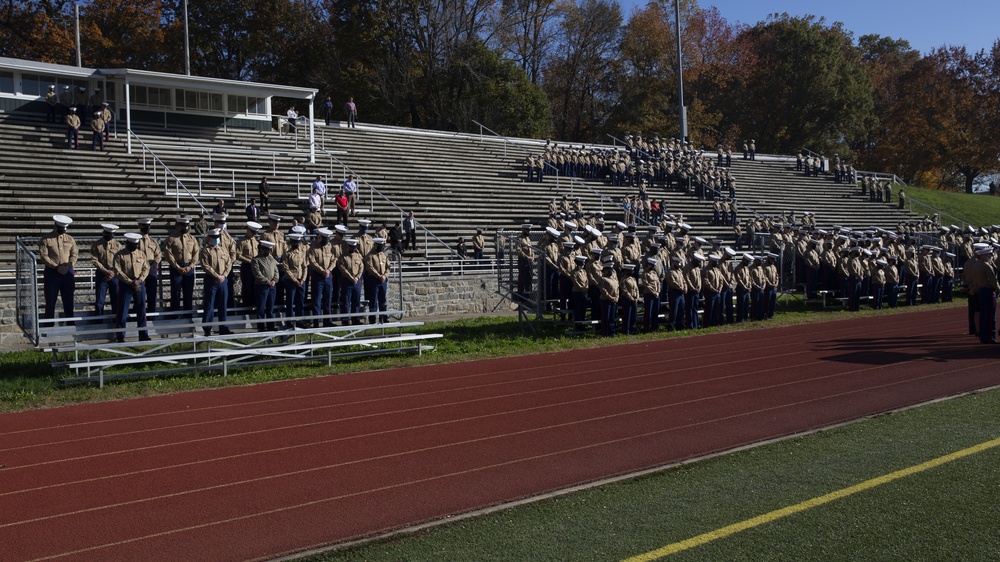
[730,14,875,156]
[854,34,920,171]
[880,46,1000,193]
[79,0,169,70]
[491,0,560,85]
[0,0,76,63]
[543,0,622,141]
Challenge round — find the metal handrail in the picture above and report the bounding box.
[801,147,823,158]
[316,147,455,258]
[128,130,210,215]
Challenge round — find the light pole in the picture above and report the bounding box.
[674,0,687,142]
[183,0,191,75]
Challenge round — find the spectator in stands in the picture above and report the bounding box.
[114,232,151,342]
[258,177,270,214]
[164,217,199,311]
[472,228,485,262]
[90,224,122,316]
[286,106,298,133]
[389,222,403,254]
[898,189,905,210]
[212,198,228,217]
[40,215,78,322]
[345,97,357,128]
[192,212,208,236]
[403,210,417,251]
[65,107,80,149]
[749,140,756,160]
[312,176,326,197]
[305,191,322,232]
[199,229,233,336]
[334,188,350,226]
[456,237,467,261]
[322,96,333,126]
[252,240,279,331]
[341,175,358,215]
[245,199,260,221]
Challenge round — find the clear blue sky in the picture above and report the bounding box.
[619,0,1000,55]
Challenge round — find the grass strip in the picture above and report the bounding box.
[0,299,964,413]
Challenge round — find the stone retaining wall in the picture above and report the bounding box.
[401,273,506,318]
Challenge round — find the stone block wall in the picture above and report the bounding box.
[401,273,506,318]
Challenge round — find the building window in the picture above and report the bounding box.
[176,88,223,113]
[227,94,265,115]
[0,72,14,94]
[129,85,172,108]
[22,74,57,96]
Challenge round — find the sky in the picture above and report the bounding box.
[618,0,1000,55]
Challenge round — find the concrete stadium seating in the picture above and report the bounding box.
[0,110,921,271]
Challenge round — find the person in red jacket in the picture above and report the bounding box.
[334,189,349,226]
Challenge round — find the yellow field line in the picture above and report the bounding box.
[623,435,1000,562]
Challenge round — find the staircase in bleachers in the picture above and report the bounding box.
[0,111,921,272]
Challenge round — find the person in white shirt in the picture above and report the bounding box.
[342,175,358,215]
[286,106,299,133]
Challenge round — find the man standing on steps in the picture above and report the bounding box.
[200,229,233,336]
[403,210,417,252]
[344,97,357,128]
[91,111,105,151]
[136,218,161,313]
[322,96,333,126]
[58,85,72,119]
[92,223,121,320]
[114,233,151,342]
[40,215,78,322]
[237,221,262,306]
[341,175,358,216]
[163,217,199,311]
[45,85,58,123]
[517,224,535,299]
[65,107,80,149]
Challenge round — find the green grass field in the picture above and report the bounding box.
[301,386,1000,562]
[902,184,1000,228]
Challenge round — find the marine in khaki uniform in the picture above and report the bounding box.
[200,229,233,336]
[213,213,239,309]
[90,112,105,151]
[282,232,309,326]
[516,224,535,297]
[364,238,391,324]
[92,223,122,318]
[45,85,59,123]
[136,218,161,313]
[597,259,619,337]
[251,240,280,331]
[236,221,262,305]
[163,217,199,311]
[619,263,640,335]
[113,232,151,342]
[309,228,338,326]
[339,238,365,326]
[40,215,79,321]
[65,107,81,149]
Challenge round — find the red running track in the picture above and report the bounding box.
[1,306,998,561]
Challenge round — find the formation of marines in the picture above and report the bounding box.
[518,217,783,338]
[525,136,736,203]
[39,213,396,342]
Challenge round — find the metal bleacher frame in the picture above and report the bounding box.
[16,237,442,387]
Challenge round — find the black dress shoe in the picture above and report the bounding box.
[139,334,151,342]
[219,327,234,335]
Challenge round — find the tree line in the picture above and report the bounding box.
[3,0,998,192]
